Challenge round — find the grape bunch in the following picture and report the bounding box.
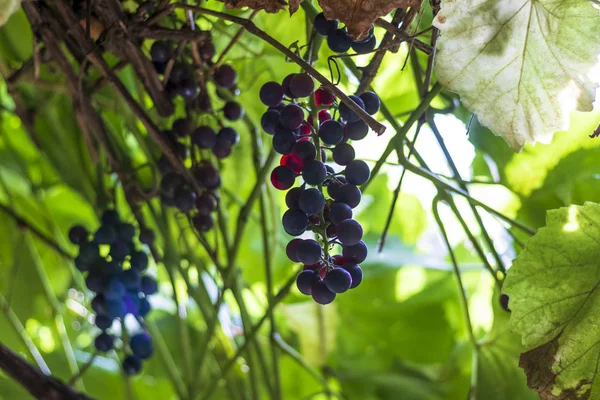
[259,73,380,304]
[69,210,157,375]
[149,35,241,233]
[313,12,377,54]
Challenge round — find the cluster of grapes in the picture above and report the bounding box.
[259,73,380,304]
[149,36,241,233]
[69,210,157,375]
[313,13,376,54]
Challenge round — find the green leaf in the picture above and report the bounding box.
[0,0,20,27]
[433,0,600,151]
[504,202,600,399]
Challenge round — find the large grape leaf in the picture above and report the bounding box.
[433,0,600,151]
[503,202,600,399]
[0,0,19,26]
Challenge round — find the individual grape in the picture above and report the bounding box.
[280,154,304,173]
[273,130,297,155]
[192,214,214,233]
[344,120,369,141]
[139,228,155,246]
[91,294,107,315]
[299,188,326,215]
[324,267,352,293]
[130,251,149,271]
[281,74,296,97]
[110,240,131,262]
[336,219,363,246]
[342,241,367,263]
[270,165,295,190]
[95,315,113,331]
[173,141,189,160]
[194,162,221,190]
[130,333,153,359]
[339,95,365,123]
[318,109,333,123]
[150,41,171,63]
[212,137,233,159]
[326,223,337,239]
[153,61,167,75]
[259,82,284,107]
[79,242,100,264]
[359,91,380,115]
[218,127,239,145]
[86,272,104,293]
[105,278,125,300]
[123,294,139,316]
[302,160,327,185]
[296,239,322,265]
[314,13,338,36]
[74,255,91,272]
[345,264,363,288]
[285,187,303,209]
[173,188,197,212]
[192,126,217,149]
[282,209,308,236]
[345,160,370,185]
[337,184,361,208]
[139,298,151,317]
[214,64,237,88]
[169,62,191,84]
[223,101,244,121]
[172,118,190,138]
[160,171,184,198]
[101,210,120,226]
[116,223,135,242]
[314,87,335,107]
[292,140,317,161]
[196,193,218,215]
[327,29,352,53]
[178,79,200,102]
[332,143,355,165]
[286,239,304,262]
[279,104,304,130]
[103,260,123,276]
[326,177,348,199]
[311,280,336,305]
[319,120,344,145]
[198,41,216,61]
[351,34,376,53]
[141,276,158,295]
[329,202,353,224]
[261,110,280,134]
[289,73,315,98]
[105,298,125,319]
[122,355,142,376]
[294,271,319,298]
[69,225,88,245]
[122,269,141,290]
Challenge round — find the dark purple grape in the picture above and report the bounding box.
[196,193,218,215]
[344,120,369,141]
[285,187,304,209]
[332,143,355,165]
[139,298,151,317]
[279,104,304,130]
[273,130,297,155]
[223,101,244,121]
[311,280,336,304]
[178,79,200,102]
[286,239,304,262]
[261,110,280,135]
[79,242,100,264]
[339,95,365,123]
[314,13,338,36]
[150,41,172,63]
[352,34,376,53]
[153,61,167,74]
[319,120,344,145]
[214,65,237,88]
[194,162,221,189]
[345,160,370,185]
[327,29,352,53]
[298,188,326,215]
[130,251,148,270]
[198,41,216,61]
[74,255,90,272]
[282,209,308,236]
[139,228,155,245]
[282,74,296,97]
[260,82,284,107]
[337,184,361,208]
[95,315,113,331]
[105,299,125,319]
[344,264,363,288]
[297,239,322,265]
[122,355,142,376]
[94,225,117,245]
[110,240,130,262]
[86,272,104,293]
[130,333,153,359]
[69,225,88,245]
[192,126,217,149]
[101,210,120,226]
[329,202,353,224]
[141,276,158,295]
[122,269,141,290]
[117,223,135,242]
[174,188,197,212]
[336,219,363,246]
[218,127,239,145]
[292,140,317,161]
[192,213,214,233]
[160,172,184,198]
[212,137,233,159]
[289,73,315,98]
[169,62,192,85]
[302,160,327,185]
[326,177,348,199]
[324,267,352,293]
[105,278,125,300]
[359,91,380,115]
[91,294,106,315]
[270,165,296,190]
[296,270,320,295]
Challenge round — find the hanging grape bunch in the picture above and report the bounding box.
[69,210,157,375]
[313,13,377,54]
[149,35,241,234]
[259,72,380,305]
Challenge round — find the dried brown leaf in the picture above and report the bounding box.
[289,0,303,15]
[218,0,287,13]
[318,0,420,39]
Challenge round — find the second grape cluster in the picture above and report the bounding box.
[259,73,380,304]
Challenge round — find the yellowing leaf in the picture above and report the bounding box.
[504,203,600,399]
[433,0,600,151]
[0,0,20,26]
